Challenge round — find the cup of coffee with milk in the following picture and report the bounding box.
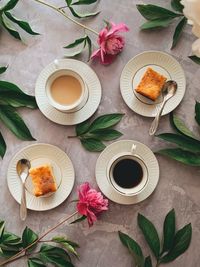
[46,60,88,112]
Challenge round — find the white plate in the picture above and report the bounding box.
[120,51,186,117]
[7,143,75,211]
[95,140,159,205]
[35,59,102,125]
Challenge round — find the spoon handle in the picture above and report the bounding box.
[20,184,27,221]
[149,99,167,136]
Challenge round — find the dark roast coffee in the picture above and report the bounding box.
[112,158,143,188]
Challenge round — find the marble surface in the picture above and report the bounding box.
[1,0,200,266]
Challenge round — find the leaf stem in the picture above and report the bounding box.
[0,211,78,266]
[58,5,68,10]
[33,0,99,36]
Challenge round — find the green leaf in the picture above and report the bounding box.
[138,213,160,259]
[39,244,74,267]
[65,0,73,6]
[89,113,124,132]
[80,138,106,152]
[4,12,39,35]
[0,66,8,75]
[0,245,22,255]
[0,132,6,158]
[118,231,144,266]
[88,129,123,141]
[162,209,176,253]
[172,17,187,48]
[0,80,25,94]
[52,237,79,256]
[76,121,90,136]
[136,4,181,20]
[0,221,5,240]
[0,244,21,256]
[28,258,46,267]
[1,13,21,40]
[170,113,196,139]
[141,18,173,30]
[160,223,192,263]
[1,232,21,245]
[1,0,19,11]
[22,227,38,248]
[86,36,92,61]
[70,215,87,224]
[0,80,37,108]
[52,237,79,248]
[157,148,200,166]
[0,249,20,257]
[195,101,200,126]
[171,0,184,12]
[0,105,35,140]
[64,45,85,58]
[68,6,100,18]
[144,256,152,267]
[189,55,200,65]
[72,0,98,5]
[0,232,22,257]
[64,36,86,49]
[157,133,200,153]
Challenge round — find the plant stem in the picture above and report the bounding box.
[33,0,99,36]
[0,211,78,266]
[0,254,25,266]
[68,135,78,138]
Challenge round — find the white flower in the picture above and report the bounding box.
[181,0,200,57]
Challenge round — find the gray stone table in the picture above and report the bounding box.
[1,0,200,266]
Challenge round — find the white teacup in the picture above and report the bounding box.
[107,144,148,196]
[46,61,88,112]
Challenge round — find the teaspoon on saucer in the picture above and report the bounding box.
[16,159,31,221]
[149,80,177,136]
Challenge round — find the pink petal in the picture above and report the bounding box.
[77,202,88,216]
[100,48,105,63]
[100,53,117,65]
[98,28,108,45]
[107,22,129,37]
[91,49,101,59]
[78,182,90,201]
[87,209,97,226]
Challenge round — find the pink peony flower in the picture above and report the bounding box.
[77,182,108,226]
[91,22,129,65]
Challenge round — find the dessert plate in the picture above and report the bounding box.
[35,59,102,125]
[120,51,186,117]
[95,140,159,205]
[7,143,75,211]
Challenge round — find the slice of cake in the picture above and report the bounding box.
[135,67,167,101]
[29,164,57,197]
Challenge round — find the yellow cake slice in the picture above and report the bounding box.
[29,164,57,197]
[135,67,167,101]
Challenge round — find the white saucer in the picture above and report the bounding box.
[120,51,186,117]
[95,140,159,205]
[7,143,75,211]
[35,59,102,125]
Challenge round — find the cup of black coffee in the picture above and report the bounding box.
[107,145,148,195]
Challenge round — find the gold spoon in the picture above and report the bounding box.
[16,159,31,221]
[149,80,177,136]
